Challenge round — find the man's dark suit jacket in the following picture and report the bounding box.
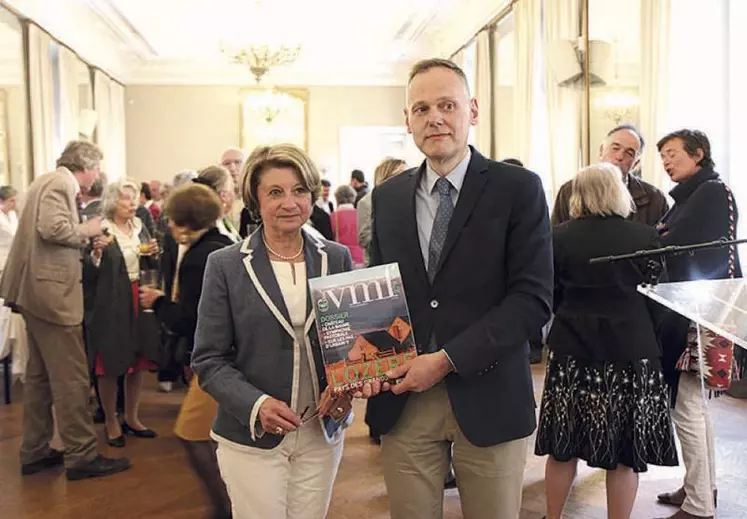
[367,147,553,447]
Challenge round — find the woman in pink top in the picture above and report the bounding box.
[331,185,364,267]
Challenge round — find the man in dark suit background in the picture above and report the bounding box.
[366,58,553,518]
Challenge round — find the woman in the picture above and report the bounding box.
[535,163,678,519]
[194,165,241,243]
[141,183,234,519]
[357,157,407,265]
[0,185,19,273]
[331,184,364,267]
[84,180,160,447]
[654,130,741,519]
[192,143,353,519]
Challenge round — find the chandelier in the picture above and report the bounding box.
[219,0,301,83]
[245,89,296,124]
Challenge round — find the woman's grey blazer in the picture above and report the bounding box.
[192,227,353,449]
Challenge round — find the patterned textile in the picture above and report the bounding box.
[675,181,741,391]
[535,351,678,473]
[427,178,454,282]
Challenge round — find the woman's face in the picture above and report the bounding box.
[660,138,703,183]
[2,196,17,213]
[256,167,313,235]
[115,187,137,221]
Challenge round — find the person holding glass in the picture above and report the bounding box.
[83,180,160,447]
[191,143,354,518]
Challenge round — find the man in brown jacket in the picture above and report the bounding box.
[0,141,130,480]
[551,124,669,226]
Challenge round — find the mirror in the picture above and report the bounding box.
[588,0,641,173]
[240,87,308,152]
[0,7,29,188]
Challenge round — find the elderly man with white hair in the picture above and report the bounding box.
[220,147,247,229]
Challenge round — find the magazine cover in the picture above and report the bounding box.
[308,263,417,392]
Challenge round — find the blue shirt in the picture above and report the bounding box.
[415,149,471,269]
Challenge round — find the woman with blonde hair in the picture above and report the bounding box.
[83,180,160,447]
[357,157,407,261]
[535,163,678,519]
[192,143,354,518]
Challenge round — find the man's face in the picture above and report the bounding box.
[599,129,641,176]
[405,67,477,164]
[79,166,100,193]
[149,181,162,201]
[221,149,246,186]
[322,185,330,201]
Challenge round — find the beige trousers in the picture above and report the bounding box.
[672,372,717,517]
[381,383,528,519]
[215,424,343,519]
[20,312,97,468]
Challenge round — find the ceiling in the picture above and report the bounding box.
[2,0,510,86]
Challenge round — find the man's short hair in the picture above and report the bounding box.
[408,58,470,94]
[140,182,152,201]
[56,140,103,172]
[656,129,715,169]
[607,124,645,152]
[350,170,365,183]
[321,179,331,188]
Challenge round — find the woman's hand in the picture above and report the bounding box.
[258,397,302,436]
[139,286,164,309]
[317,386,353,421]
[146,238,159,256]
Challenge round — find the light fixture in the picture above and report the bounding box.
[220,0,301,83]
[244,89,295,124]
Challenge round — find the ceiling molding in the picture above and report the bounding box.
[84,0,159,60]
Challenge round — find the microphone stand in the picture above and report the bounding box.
[588,237,747,287]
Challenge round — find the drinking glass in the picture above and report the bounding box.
[139,269,159,313]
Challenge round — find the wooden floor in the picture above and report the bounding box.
[2,363,747,519]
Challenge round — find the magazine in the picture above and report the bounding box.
[308,263,417,392]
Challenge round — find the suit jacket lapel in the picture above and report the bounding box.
[240,227,294,339]
[404,165,430,288]
[434,148,489,276]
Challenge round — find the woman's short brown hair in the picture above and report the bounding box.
[239,144,321,219]
[166,183,222,231]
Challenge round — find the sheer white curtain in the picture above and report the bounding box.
[474,30,493,157]
[543,0,582,194]
[58,47,81,147]
[639,0,671,191]
[513,0,542,165]
[28,25,56,178]
[94,71,126,181]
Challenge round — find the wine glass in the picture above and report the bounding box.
[139,269,159,313]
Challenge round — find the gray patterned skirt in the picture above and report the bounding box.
[534,351,679,473]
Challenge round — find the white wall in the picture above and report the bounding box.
[125,85,406,187]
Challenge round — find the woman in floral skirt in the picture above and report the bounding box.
[535,163,678,519]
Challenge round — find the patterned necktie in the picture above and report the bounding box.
[427,177,454,282]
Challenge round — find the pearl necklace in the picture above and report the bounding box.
[263,232,304,261]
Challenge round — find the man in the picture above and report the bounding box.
[551,124,669,226]
[366,58,553,518]
[220,147,246,225]
[350,169,369,207]
[0,140,130,480]
[316,179,334,213]
[80,171,107,219]
[140,182,161,222]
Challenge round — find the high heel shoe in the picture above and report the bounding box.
[105,424,126,448]
[122,421,157,438]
